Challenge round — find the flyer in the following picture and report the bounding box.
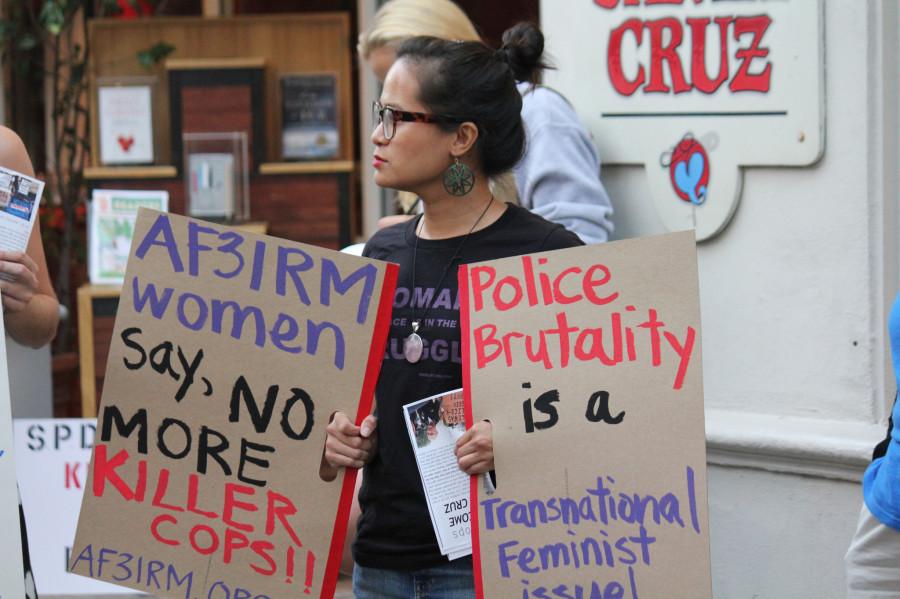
[0,166,42,253]
[403,388,479,560]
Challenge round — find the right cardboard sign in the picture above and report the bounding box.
[459,231,711,599]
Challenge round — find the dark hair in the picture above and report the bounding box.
[396,22,548,177]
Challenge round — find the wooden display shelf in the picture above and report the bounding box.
[84,165,178,180]
[77,284,122,418]
[166,56,267,70]
[85,14,357,247]
[88,14,355,166]
[85,162,354,179]
[259,160,355,175]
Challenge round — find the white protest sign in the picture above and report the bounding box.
[14,419,131,595]
[0,304,26,599]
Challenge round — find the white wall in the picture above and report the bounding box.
[6,339,53,418]
[548,0,899,596]
[708,465,861,598]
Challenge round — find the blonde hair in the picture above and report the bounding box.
[358,0,480,58]
[362,0,520,208]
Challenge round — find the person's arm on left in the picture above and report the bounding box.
[0,126,59,347]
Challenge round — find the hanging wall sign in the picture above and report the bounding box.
[541,0,824,240]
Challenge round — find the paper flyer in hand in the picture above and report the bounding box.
[0,166,42,252]
[403,388,477,560]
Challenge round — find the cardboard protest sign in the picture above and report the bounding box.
[459,232,711,599]
[0,308,27,599]
[70,210,397,599]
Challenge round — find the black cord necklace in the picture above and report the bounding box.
[404,195,495,363]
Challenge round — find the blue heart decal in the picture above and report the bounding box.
[674,152,707,205]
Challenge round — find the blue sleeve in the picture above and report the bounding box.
[514,86,615,245]
[863,293,900,530]
[863,396,900,530]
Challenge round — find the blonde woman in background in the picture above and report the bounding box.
[359,0,614,244]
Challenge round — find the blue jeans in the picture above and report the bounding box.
[353,557,475,599]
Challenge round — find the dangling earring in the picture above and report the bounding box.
[443,157,475,196]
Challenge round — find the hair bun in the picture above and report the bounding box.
[499,22,549,83]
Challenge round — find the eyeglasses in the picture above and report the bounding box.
[372,102,463,140]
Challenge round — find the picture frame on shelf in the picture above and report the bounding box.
[96,76,157,166]
[182,131,250,223]
[88,189,169,285]
[280,72,340,161]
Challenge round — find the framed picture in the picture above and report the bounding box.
[89,189,169,285]
[280,72,339,160]
[96,77,157,165]
[183,131,250,222]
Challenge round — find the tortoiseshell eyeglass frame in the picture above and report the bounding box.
[372,101,464,140]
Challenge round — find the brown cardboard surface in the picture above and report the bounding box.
[460,231,711,599]
[69,209,397,599]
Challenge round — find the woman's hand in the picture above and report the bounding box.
[0,250,40,313]
[455,420,493,475]
[324,411,378,470]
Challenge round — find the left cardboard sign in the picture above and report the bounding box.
[70,209,398,599]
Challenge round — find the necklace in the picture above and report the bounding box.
[404,195,495,363]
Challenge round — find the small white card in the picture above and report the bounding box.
[188,153,235,218]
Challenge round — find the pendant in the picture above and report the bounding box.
[404,321,424,363]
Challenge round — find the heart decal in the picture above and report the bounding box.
[664,134,710,206]
[117,135,135,152]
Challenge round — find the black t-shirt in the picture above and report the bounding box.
[355,203,584,570]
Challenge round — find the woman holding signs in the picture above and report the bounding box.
[322,24,583,598]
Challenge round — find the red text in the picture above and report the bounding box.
[607,14,773,95]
